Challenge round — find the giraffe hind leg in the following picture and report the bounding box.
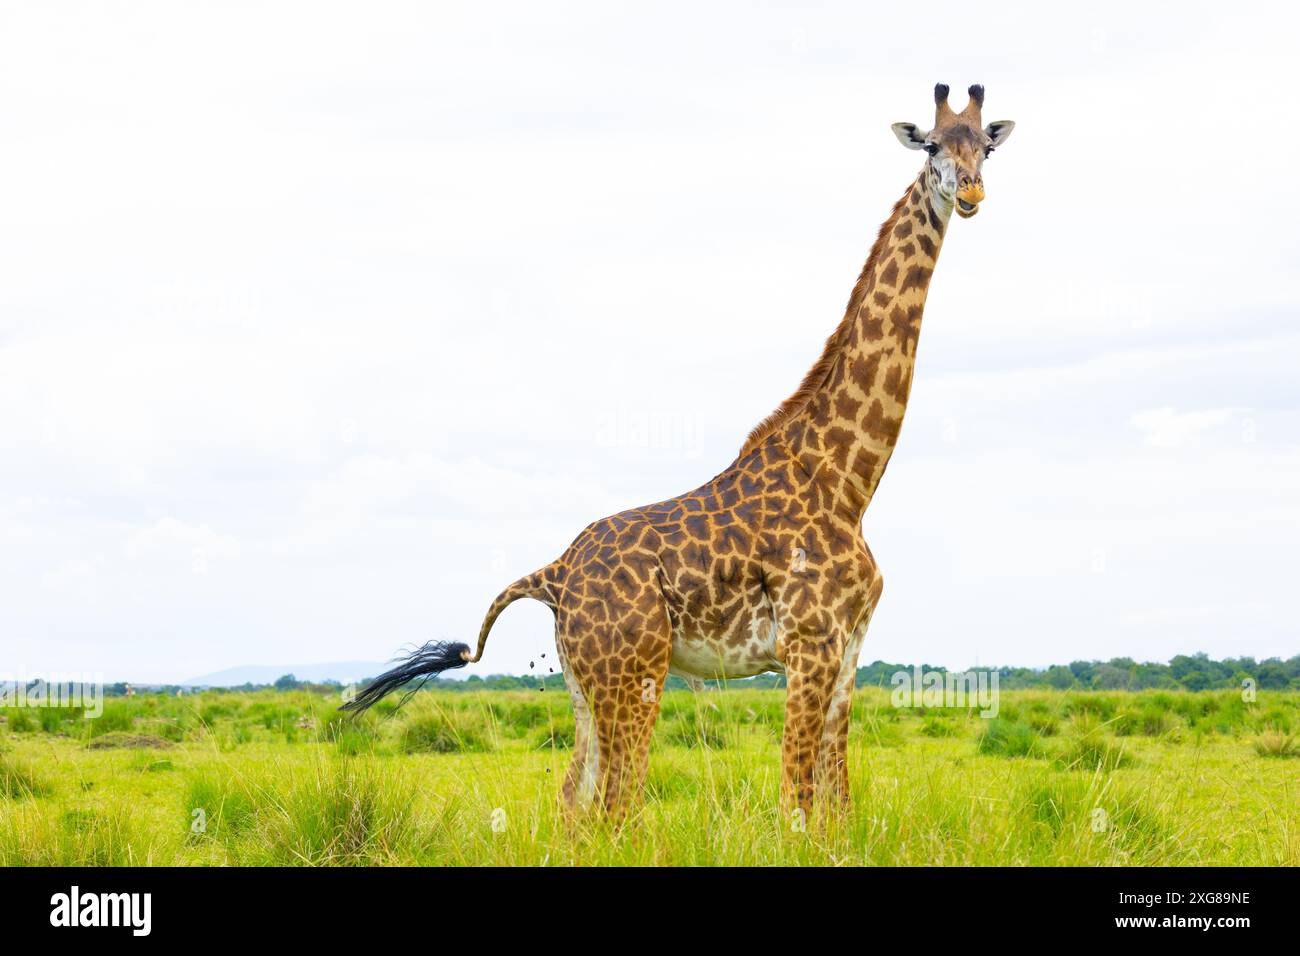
[559,660,600,814]
[558,585,672,822]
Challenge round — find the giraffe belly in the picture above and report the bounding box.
[668,618,782,681]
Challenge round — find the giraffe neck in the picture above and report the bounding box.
[789,168,952,521]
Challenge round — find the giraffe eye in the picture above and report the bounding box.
[924,143,939,156]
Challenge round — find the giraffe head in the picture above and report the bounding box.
[891,83,1015,219]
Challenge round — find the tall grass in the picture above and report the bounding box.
[248,758,422,865]
[398,705,494,754]
[0,756,52,800]
[0,685,1296,865]
[1253,728,1297,758]
[977,718,1043,758]
[0,804,150,865]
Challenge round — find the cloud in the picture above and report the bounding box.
[1128,407,1236,448]
[124,518,240,562]
[40,558,105,602]
[285,453,629,554]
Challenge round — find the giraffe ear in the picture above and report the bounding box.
[984,120,1015,148]
[891,123,928,150]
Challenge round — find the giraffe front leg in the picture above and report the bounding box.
[816,606,876,808]
[780,636,842,817]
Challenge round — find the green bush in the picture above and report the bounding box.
[1253,729,1296,758]
[1063,694,1118,721]
[919,716,961,738]
[977,718,1043,758]
[532,715,576,750]
[0,756,52,799]
[200,701,236,724]
[85,701,140,739]
[184,773,258,840]
[662,707,731,750]
[251,759,420,865]
[38,707,73,734]
[4,710,35,733]
[1016,775,1172,862]
[1113,705,1171,737]
[1027,713,1061,737]
[329,715,380,756]
[399,710,492,754]
[496,699,553,734]
[136,717,188,743]
[1057,732,1133,772]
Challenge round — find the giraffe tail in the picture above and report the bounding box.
[341,568,555,715]
[463,568,555,664]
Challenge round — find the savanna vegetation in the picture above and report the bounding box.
[1,681,1296,866]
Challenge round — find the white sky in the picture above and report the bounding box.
[2,1,1297,682]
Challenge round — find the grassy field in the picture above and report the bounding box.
[1,686,1296,866]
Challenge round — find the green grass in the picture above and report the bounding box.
[0,755,52,800]
[0,686,1296,865]
[1253,728,1297,758]
[977,717,1044,758]
[1056,731,1134,773]
[397,700,495,754]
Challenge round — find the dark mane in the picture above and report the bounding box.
[737,183,914,458]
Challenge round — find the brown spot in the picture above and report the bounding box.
[833,392,861,420]
[808,392,834,427]
[861,399,902,442]
[889,304,922,354]
[900,264,933,295]
[683,513,709,540]
[850,447,880,479]
[822,426,854,471]
[848,352,881,394]
[882,363,913,403]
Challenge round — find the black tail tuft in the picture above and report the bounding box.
[341,640,470,715]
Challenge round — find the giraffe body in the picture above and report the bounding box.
[347,84,1014,821]
[537,439,884,813]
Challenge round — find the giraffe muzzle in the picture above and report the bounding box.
[955,181,985,219]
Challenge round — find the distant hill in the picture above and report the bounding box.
[184,661,397,688]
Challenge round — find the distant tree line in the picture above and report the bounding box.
[850,653,1300,692]
[102,652,1300,697]
[420,653,1300,693]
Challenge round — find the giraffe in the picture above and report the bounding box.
[345,83,1015,820]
